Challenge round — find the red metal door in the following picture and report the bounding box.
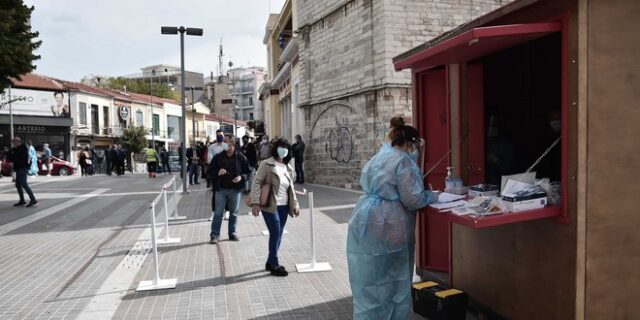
[416,67,450,273]
[466,64,485,185]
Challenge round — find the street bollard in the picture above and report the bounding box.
[156,186,180,245]
[169,177,187,220]
[296,191,332,273]
[136,199,177,291]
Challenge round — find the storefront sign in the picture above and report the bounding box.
[118,104,130,121]
[0,88,70,118]
[15,125,47,133]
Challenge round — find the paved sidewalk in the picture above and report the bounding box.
[0,175,427,319]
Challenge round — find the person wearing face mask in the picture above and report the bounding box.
[250,138,300,277]
[346,116,438,320]
[205,130,227,220]
[208,134,251,244]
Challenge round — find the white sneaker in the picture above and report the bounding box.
[208,213,214,221]
[223,211,230,220]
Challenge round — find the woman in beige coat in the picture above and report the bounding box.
[250,138,300,276]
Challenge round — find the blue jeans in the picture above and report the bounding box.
[262,205,290,267]
[15,168,36,203]
[210,188,241,238]
[188,163,199,184]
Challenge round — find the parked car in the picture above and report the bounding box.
[0,156,75,177]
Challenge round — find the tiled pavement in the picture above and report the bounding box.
[0,174,427,319]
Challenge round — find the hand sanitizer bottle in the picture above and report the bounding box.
[445,167,454,193]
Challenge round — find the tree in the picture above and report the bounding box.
[0,1,42,89]
[105,77,179,100]
[121,126,148,172]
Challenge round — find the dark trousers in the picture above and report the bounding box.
[106,160,113,175]
[262,205,290,267]
[15,168,36,203]
[188,163,199,184]
[295,160,304,183]
[162,161,171,173]
[117,161,125,175]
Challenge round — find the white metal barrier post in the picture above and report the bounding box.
[157,186,181,245]
[296,191,332,273]
[136,200,177,291]
[169,178,187,220]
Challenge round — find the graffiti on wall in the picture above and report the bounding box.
[325,126,353,163]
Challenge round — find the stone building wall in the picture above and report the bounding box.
[296,0,512,189]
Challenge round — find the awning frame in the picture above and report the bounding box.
[394,22,562,71]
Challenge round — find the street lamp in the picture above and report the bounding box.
[161,25,203,194]
[150,69,156,150]
[186,86,203,146]
[233,105,239,137]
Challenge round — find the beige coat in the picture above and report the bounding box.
[250,157,299,214]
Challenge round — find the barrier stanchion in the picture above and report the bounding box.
[296,191,332,273]
[157,186,180,245]
[136,198,177,291]
[169,178,187,220]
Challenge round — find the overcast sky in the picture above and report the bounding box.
[24,0,286,81]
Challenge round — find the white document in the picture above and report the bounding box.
[436,192,466,203]
[429,200,468,211]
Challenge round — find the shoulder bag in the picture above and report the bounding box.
[244,168,272,207]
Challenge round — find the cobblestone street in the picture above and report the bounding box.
[0,174,427,319]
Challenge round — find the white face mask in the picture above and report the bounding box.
[277,147,288,159]
[222,143,229,151]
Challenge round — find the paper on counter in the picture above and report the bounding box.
[436,192,466,203]
[429,200,468,210]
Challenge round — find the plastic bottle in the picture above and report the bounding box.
[445,167,454,193]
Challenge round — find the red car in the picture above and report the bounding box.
[1,156,75,177]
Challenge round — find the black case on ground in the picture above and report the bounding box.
[412,281,468,320]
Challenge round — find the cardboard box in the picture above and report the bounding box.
[412,281,468,320]
[468,184,499,198]
[503,196,547,212]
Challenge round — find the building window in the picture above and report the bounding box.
[167,115,181,141]
[250,113,254,120]
[152,114,160,135]
[79,102,87,125]
[136,110,143,127]
[249,97,253,105]
[91,104,99,134]
[103,106,109,130]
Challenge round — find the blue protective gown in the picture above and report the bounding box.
[28,145,38,176]
[347,144,437,320]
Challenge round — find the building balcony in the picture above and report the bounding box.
[279,37,299,64]
[271,62,291,89]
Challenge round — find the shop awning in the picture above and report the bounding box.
[394,22,562,71]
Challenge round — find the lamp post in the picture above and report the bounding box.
[186,86,203,145]
[150,69,156,149]
[161,25,203,194]
[233,105,239,137]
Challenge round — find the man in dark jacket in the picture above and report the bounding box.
[207,134,251,244]
[292,134,305,184]
[8,137,37,207]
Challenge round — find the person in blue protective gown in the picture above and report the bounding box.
[347,116,439,320]
[27,141,38,176]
